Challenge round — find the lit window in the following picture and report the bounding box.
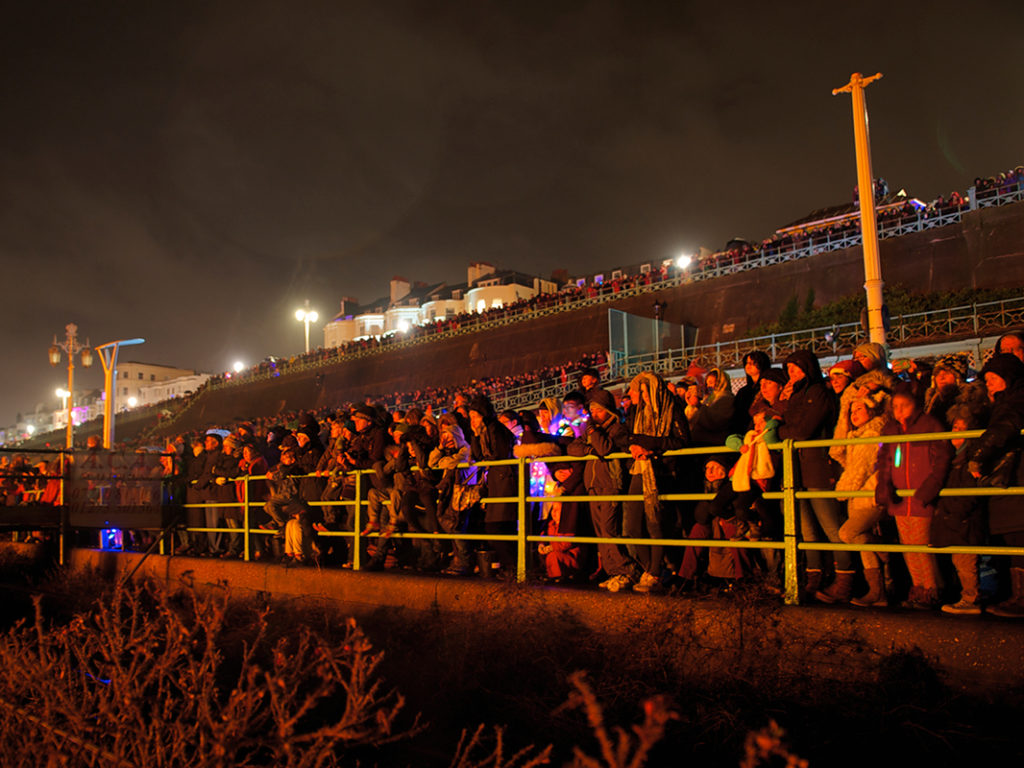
[476,300,487,313]
[491,298,503,309]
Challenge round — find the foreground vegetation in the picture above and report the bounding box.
[0,572,1021,766]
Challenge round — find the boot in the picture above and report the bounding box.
[803,569,823,600]
[815,570,856,604]
[989,567,1024,618]
[901,585,938,610]
[850,568,887,607]
[476,550,496,579]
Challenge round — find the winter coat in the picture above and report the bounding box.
[295,442,325,502]
[969,377,1024,535]
[569,413,630,495]
[777,351,838,490]
[195,448,223,502]
[471,419,518,522]
[931,443,985,546]
[689,368,736,447]
[835,368,895,443]
[831,414,887,517]
[236,456,270,506]
[540,464,586,579]
[875,411,953,517]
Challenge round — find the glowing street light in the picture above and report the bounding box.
[232,361,245,373]
[295,301,319,354]
[127,396,138,408]
[676,254,692,270]
[48,323,93,449]
[95,337,145,448]
[397,319,411,334]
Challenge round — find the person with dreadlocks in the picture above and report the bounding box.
[623,371,692,593]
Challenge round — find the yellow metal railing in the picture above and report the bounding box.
[70,427,1024,606]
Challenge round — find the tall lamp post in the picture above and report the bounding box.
[48,323,93,449]
[833,72,887,347]
[295,301,319,354]
[95,337,145,449]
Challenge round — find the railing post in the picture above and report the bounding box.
[243,475,251,562]
[782,439,800,605]
[353,471,362,571]
[517,457,527,583]
[58,450,68,567]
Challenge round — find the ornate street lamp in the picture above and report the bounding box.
[48,323,93,449]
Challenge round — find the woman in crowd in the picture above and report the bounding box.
[776,350,849,600]
[624,371,691,593]
[689,367,736,447]
[732,351,771,433]
[830,396,890,606]
[468,396,519,576]
[968,353,1024,617]
[431,421,478,576]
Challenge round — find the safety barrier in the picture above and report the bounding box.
[99,427,1024,607]
[9,430,1022,605]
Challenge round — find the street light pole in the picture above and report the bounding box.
[48,323,93,449]
[833,71,886,347]
[95,337,145,449]
[295,301,319,354]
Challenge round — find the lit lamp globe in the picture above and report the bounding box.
[233,361,245,373]
[127,397,138,408]
[676,254,692,270]
[397,319,410,334]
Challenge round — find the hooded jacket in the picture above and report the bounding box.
[732,351,771,434]
[690,368,736,447]
[777,350,838,490]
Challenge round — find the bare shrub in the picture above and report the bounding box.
[0,580,421,767]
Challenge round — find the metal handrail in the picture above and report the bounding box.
[51,425,1018,609]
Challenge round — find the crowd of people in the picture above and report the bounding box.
[29,330,1007,617]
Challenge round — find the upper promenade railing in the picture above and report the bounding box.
[391,293,1024,415]
[201,181,1024,397]
[15,428,1024,607]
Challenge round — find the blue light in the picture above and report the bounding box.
[101,528,123,550]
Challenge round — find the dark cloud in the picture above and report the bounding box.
[1,0,1022,426]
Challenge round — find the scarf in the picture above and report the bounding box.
[629,372,675,517]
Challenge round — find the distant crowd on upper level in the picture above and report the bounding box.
[206,164,1024,393]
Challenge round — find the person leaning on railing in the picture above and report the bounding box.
[623,372,692,594]
[968,353,1024,618]
[776,350,849,602]
[829,396,890,607]
[568,387,641,593]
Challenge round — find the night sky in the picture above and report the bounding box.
[2,0,1022,427]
